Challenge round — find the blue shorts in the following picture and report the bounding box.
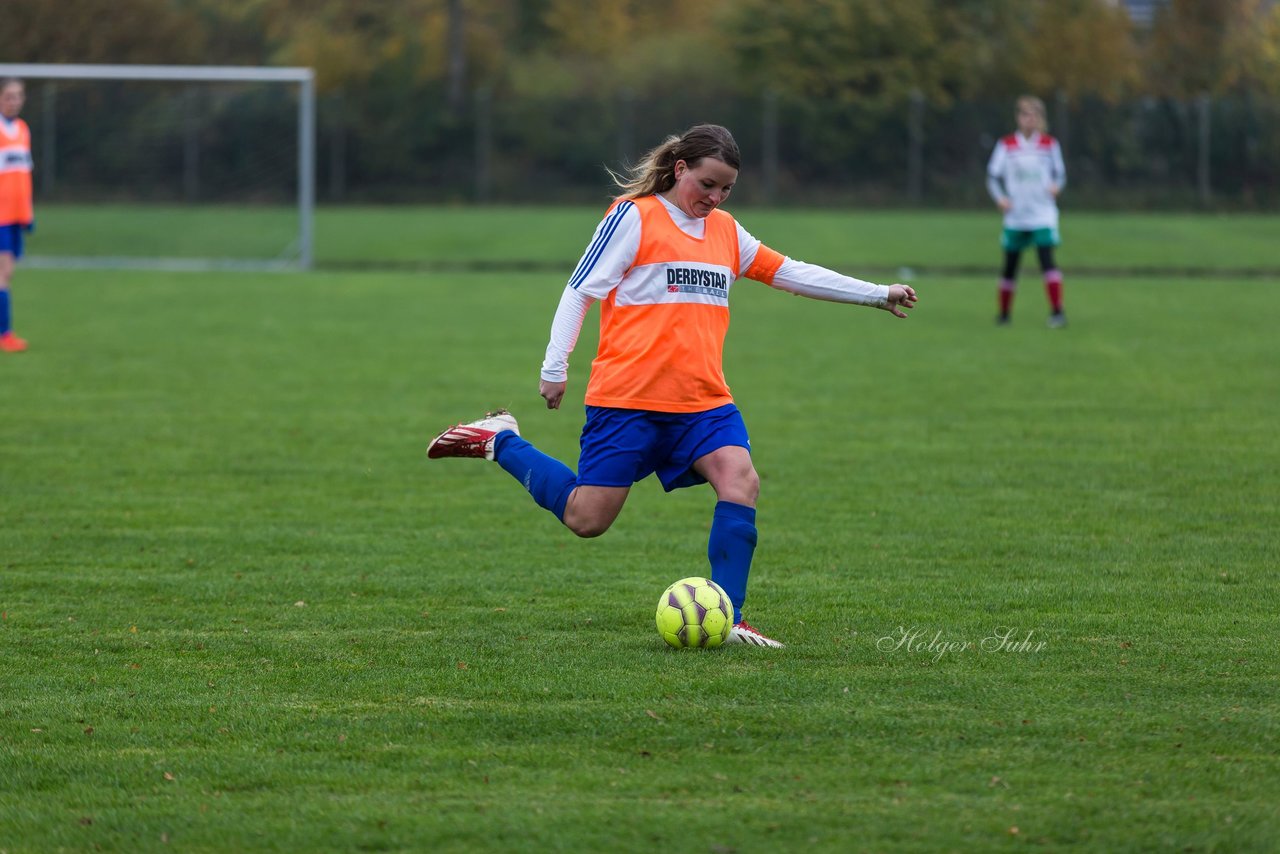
[0,224,24,258]
[577,403,751,492]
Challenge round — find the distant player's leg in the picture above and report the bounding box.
[1037,238,1066,327]
[0,244,26,353]
[998,249,1021,324]
[0,253,11,333]
[998,229,1026,325]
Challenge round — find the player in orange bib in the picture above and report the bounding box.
[0,78,34,353]
[429,124,918,647]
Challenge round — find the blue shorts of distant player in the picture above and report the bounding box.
[0,224,26,258]
[576,403,751,491]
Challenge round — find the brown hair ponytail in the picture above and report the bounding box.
[610,123,741,199]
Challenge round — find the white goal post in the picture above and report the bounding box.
[0,63,315,271]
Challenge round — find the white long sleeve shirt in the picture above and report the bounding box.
[540,195,891,383]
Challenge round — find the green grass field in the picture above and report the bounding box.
[2,209,1278,852]
[26,203,1280,274]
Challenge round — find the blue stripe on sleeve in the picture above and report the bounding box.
[568,200,633,290]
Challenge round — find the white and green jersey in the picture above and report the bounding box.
[986,131,1065,231]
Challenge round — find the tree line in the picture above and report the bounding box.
[8,0,1280,206]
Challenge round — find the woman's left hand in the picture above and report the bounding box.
[884,284,918,318]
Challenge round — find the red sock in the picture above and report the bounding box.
[999,279,1015,316]
[1045,269,1063,312]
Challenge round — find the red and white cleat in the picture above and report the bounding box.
[427,409,520,460]
[725,620,785,648]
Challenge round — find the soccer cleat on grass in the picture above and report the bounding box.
[996,314,1011,326]
[1047,310,1067,329]
[725,620,785,648]
[0,331,28,353]
[427,409,520,460]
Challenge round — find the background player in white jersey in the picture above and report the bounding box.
[987,95,1067,328]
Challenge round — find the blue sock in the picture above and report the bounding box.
[0,290,10,334]
[492,431,577,521]
[708,500,757,623]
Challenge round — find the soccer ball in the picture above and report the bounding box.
[655,576,733,649]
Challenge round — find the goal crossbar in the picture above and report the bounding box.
[0,63,316,271]
[0,63,312,84]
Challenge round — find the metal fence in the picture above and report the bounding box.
[29,79,1280,209]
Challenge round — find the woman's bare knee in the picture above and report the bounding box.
[722,469,760,505]
[695,447,760,506]
[561,486,628,538]
[714,470,759,506]
[564,514,611,538]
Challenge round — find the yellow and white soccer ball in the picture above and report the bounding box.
[655,576,733,649]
